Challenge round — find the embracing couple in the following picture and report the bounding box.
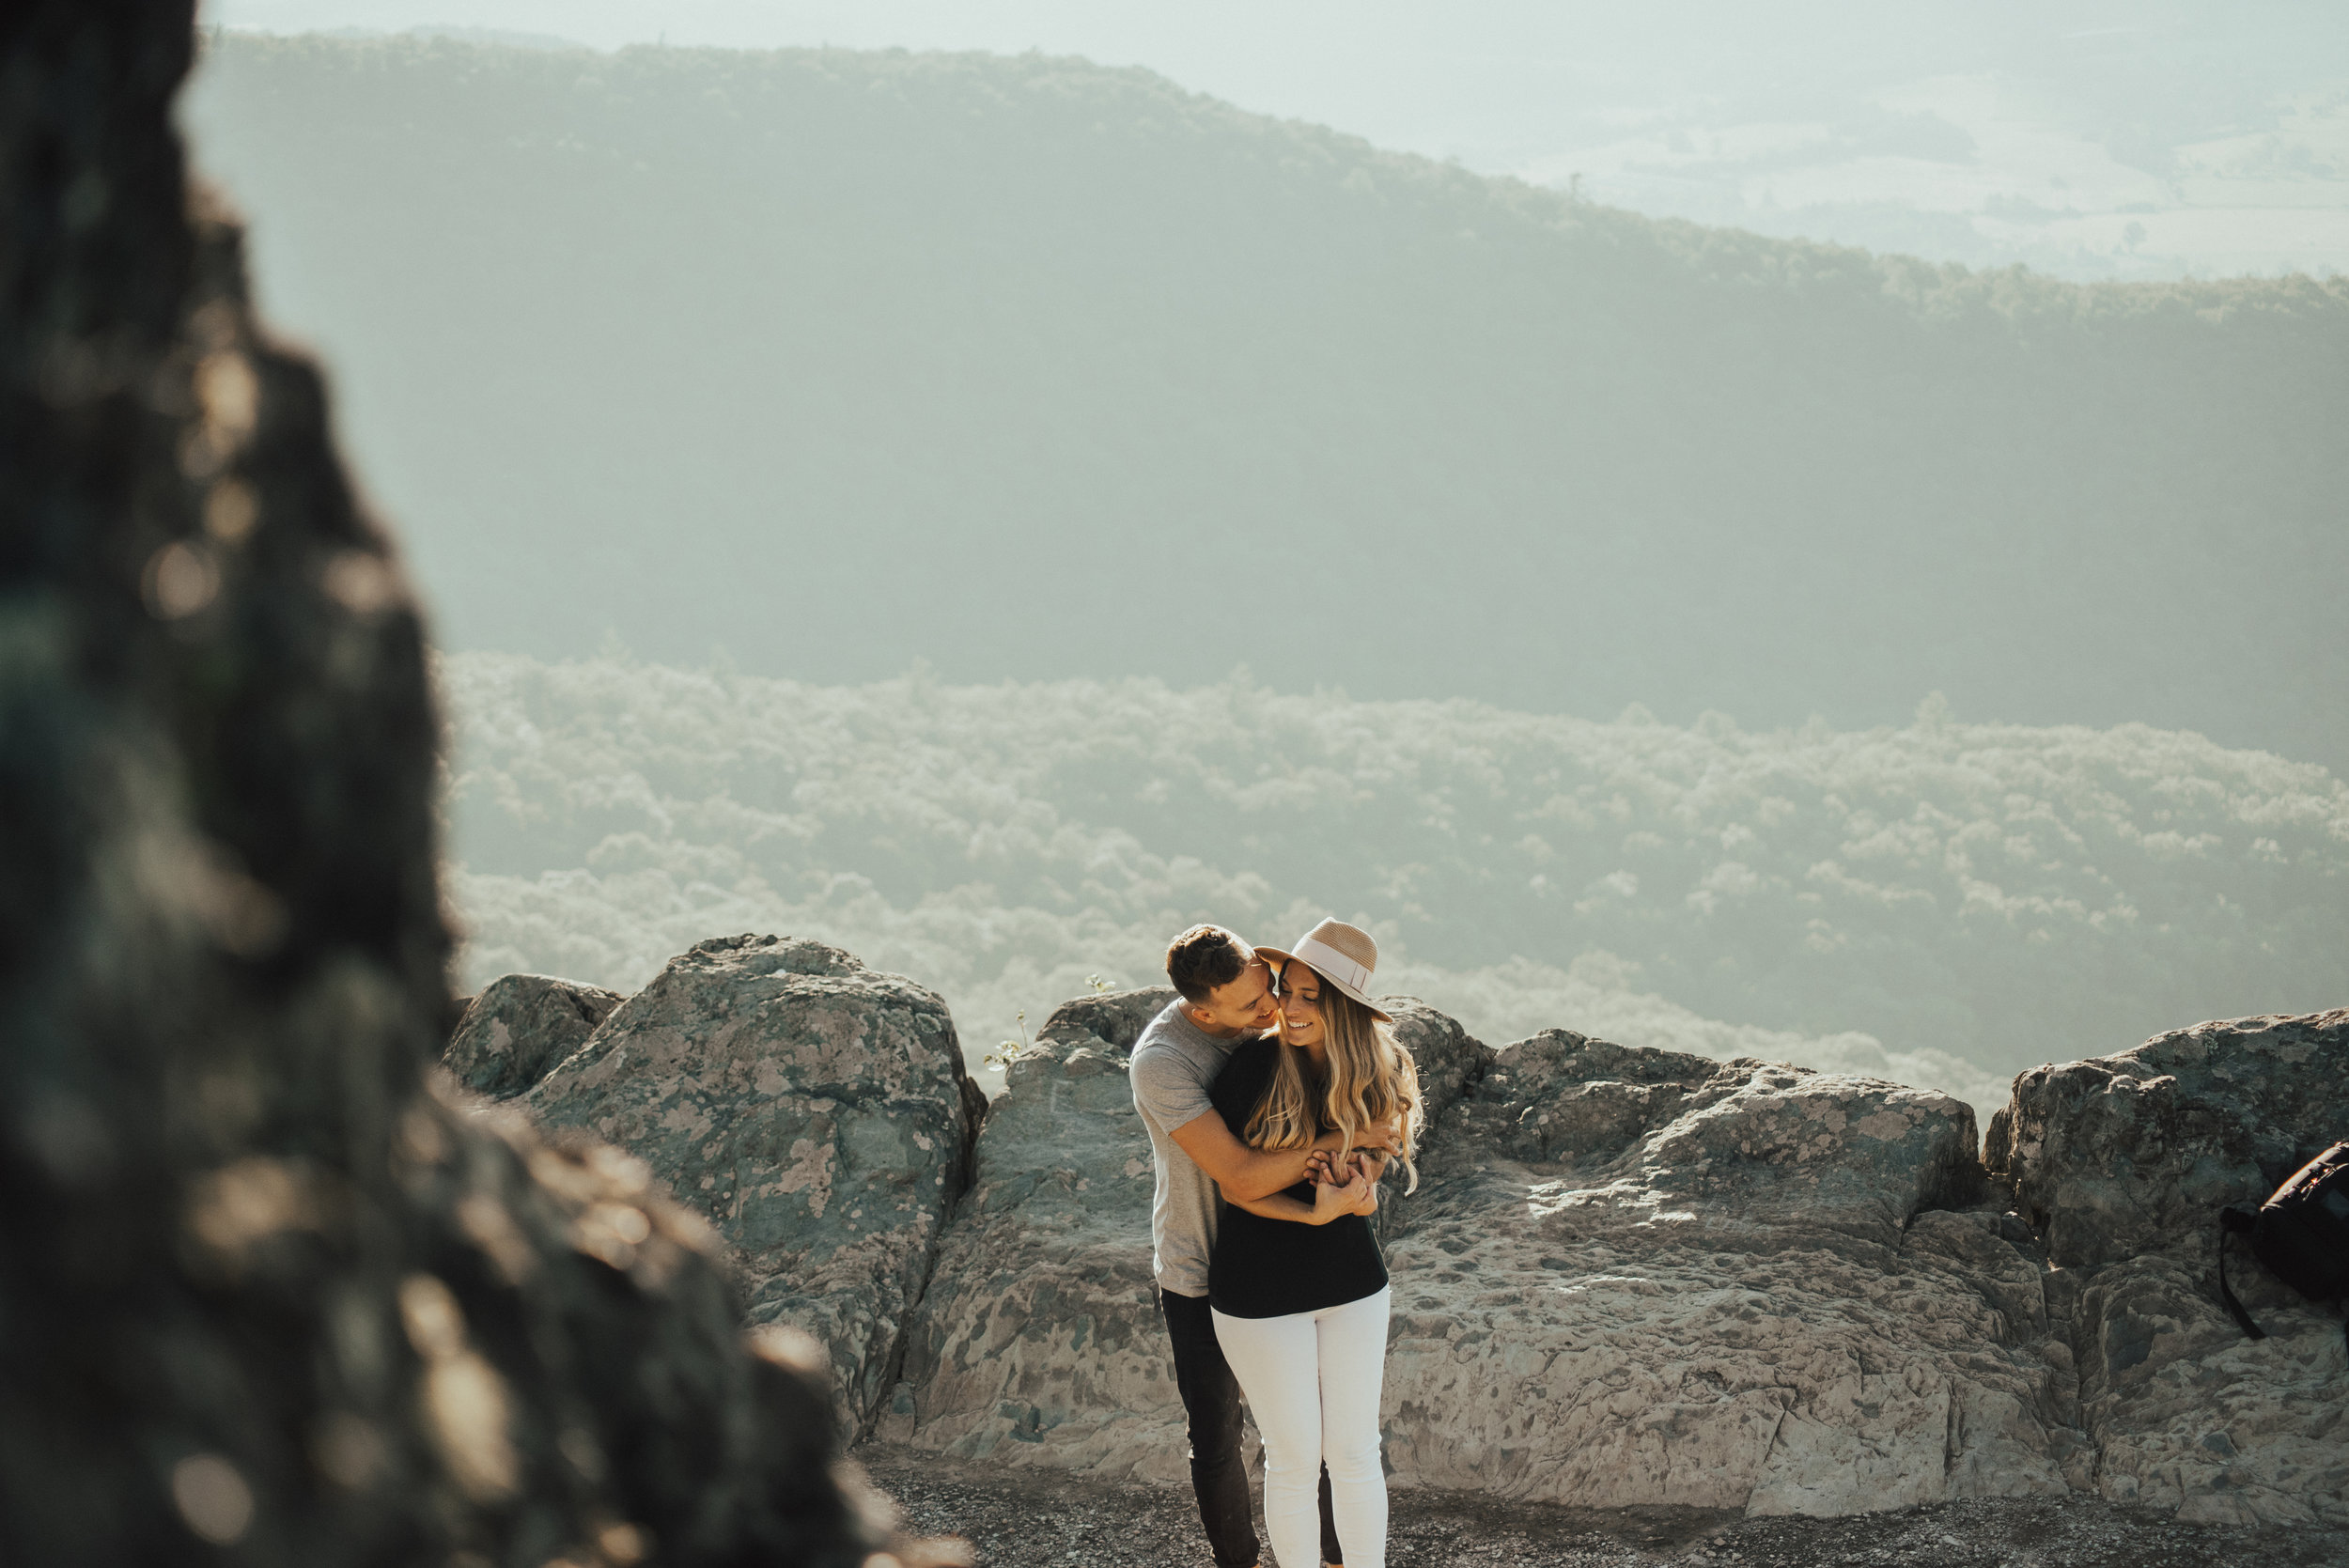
[1129,918,1422,1568]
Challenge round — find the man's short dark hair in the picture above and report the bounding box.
[1165,924,1251,1005]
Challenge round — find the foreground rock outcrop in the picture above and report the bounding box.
[526,934,988,1435]
[1989,1012,2349,1526]
[0,8,906,1562]
[444,972,622,1098]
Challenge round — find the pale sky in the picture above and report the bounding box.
[199,1,2349,278]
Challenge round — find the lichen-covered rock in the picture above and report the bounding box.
[887,1023,1177,1475]
[444,972,621,1098]
[1985,1012,2349,1527]
[0,8,907,1562]
[1377,1035,2077,1515]
[525,933,987,1435]
[1987,1011,2349,1270]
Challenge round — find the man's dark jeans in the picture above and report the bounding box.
[1160,1288,1341,1568]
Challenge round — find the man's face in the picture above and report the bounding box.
[1185,956,1279,1038]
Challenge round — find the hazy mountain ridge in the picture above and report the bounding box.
[187,34,2349,774]
[439,651,2349,1117]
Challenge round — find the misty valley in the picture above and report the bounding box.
[442,651,2349,1122]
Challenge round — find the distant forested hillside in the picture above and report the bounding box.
[186,35,2349,771]
[440,652,2349,1117]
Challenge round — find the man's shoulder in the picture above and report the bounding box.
[1130,1004,1229,1115]
[1130,1001,1202,1062]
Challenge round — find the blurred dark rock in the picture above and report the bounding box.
[0,5,918,1563]
[524,933,988,1436]
[444,972,621,1099]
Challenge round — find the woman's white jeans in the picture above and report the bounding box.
[1212,1288,1392,1568]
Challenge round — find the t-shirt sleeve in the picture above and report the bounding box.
[1131,1043,1217,1134]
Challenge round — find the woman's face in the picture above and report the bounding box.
[1277,962,1326,1051]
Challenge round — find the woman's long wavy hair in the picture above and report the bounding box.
[1244,965,1422,1193]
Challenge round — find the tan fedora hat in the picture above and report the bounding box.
[1254,918,1391,1020]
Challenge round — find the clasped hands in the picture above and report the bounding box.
[1300,1122,1401,1222]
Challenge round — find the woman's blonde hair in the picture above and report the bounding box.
[1244,967,1422,1193]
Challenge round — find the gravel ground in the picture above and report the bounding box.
[855,1443,2348,1568]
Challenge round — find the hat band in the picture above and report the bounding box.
[1292,935,1374,1000]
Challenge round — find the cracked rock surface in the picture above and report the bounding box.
[1380,1033,2077,1515]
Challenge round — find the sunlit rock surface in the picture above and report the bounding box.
[525,934,987,1434]
[1379,1034,2081,1514]
[443,972,621,1098]
[1990,1011,2349,1527]
[0,5,895,1561]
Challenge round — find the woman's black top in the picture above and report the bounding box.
[1206,1038,1389,1319]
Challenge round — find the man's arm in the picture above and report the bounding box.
[1227,1162,1379,1225]
[1167,1110,1344,1203]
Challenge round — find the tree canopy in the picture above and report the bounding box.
[442,652,2349,1118]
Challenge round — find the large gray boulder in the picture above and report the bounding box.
[526,934,987,1435]
[885,1019,1175,1475]
[0,9,900,1562]
[1986,1011,2349,1527]
[1377,1032,2077,1514]
[1987,1010,2349,1270]
[443,972,621,1098]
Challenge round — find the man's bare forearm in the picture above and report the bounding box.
[1219,1136,1337,1203]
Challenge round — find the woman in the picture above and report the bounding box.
[1206,918,1422,1568]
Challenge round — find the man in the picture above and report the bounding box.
[1130,924,1396,1568]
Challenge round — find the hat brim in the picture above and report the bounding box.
[1254,946,1392,1022]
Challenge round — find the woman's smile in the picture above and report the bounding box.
[1279,969,1326,1050]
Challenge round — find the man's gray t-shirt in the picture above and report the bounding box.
[1129,1000,1244,1298]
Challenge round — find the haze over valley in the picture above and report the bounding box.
[177,29,2349,1111]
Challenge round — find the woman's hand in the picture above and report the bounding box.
[1306,1159,1372,1230]
[1308,1153,1375,1224]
